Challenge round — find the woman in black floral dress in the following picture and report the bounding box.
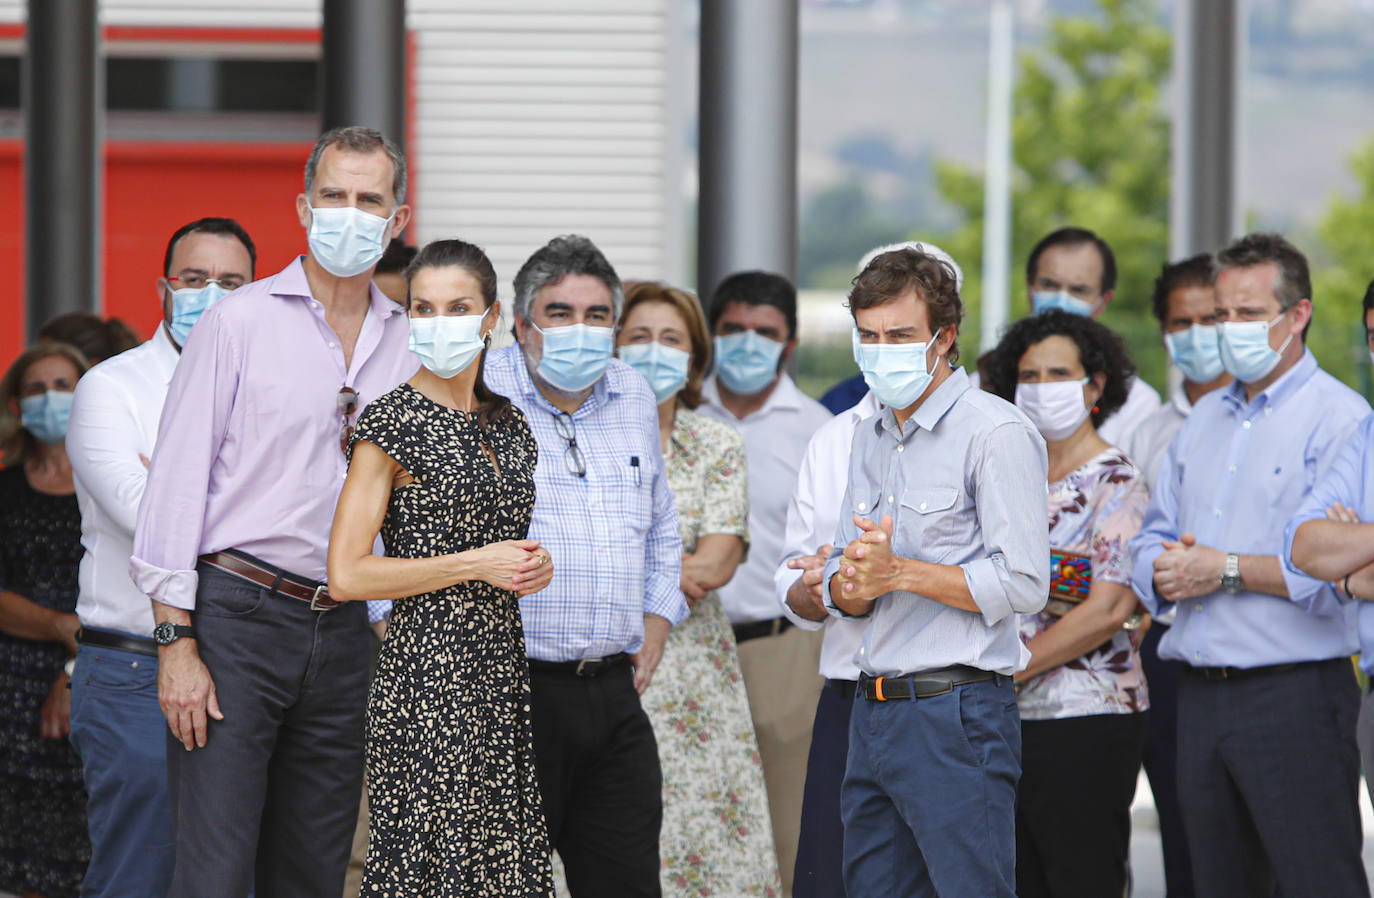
[328,239,555,897]
[0,342,92,898]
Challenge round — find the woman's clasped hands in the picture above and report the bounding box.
[470,539,554,596]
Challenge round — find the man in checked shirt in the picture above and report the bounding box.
[484,234,687,898]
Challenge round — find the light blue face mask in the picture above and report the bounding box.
[852,327,942,410]
[20,390,74,445]
[1164,323,1225,383]
[307,205,393,278]
[168,283,229,346]
[1218,312,1292,383]
[409,312,490,379]
[1032,290,1097,317]
[713,331,784,396]
[619,341,690,403]
[531,322,615,392]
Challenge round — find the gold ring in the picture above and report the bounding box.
[538,553,547,566]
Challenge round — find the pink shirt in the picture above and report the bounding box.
[130,257,417,610]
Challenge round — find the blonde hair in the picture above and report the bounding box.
[0,343,89,467]
[619,282,711,409]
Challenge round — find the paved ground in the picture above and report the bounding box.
[7,777,1374,897]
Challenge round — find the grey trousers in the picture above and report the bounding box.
[165,563,371,898]
[1358,686,1374,810]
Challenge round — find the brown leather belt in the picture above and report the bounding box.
[199,550,340,611]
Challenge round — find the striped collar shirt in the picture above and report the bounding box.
[483,344,687,662]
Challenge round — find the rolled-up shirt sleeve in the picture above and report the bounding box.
[1130,437,1184,615]
[129,313,239,610]
[67,370,147,536]
[961,421,1050,625]
[643,439,687,626]
[1283,420,1368,608]
[821,447,865,619]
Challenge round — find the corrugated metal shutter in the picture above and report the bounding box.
[0,0,682,294]
[409,0,680,294]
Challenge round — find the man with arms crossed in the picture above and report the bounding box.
[130,126,415,898]
[67,217,255,897]
[822,246,1049,898]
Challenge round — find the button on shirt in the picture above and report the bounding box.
[775,390,880,681]
[699,373,832,624]
[1129,350,1368,668]
[821,367,1050,677]
[68,325,179,637]
[130,257,418,613]
[1283,412,1374,673]
[483,345,686,662]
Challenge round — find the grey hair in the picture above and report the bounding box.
[1216,232,1312,312]
[304,126,407,205]
[512,234,624,323]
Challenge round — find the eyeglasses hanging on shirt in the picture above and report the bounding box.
[338,386,359,455]
[552,411,587,478]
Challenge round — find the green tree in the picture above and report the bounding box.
[921,0,1172,389]
[1310,140,1374,394]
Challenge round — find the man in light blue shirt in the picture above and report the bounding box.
[1284,276,1374,810]
[484,234,686,898]
[821,246,1049,898]
[1129,233,1369,898]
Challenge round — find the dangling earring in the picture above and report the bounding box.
[483,331,492,348]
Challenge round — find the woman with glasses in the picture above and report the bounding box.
[0,342,91,898]
[984,310,1150,898]
[613,282,781,897]
[328,239,556,897]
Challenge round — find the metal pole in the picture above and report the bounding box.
[321,0,407,151]
[24,0,100,342]
[697,0,799,300]
[1170,0,1243,258]
[980,0,1014,351]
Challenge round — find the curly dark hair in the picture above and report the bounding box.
[984,310,1135,429]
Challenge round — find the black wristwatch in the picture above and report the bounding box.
[153,622,197,647]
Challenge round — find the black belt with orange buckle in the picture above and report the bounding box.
[199,550,340,611]
[858,665,997,701]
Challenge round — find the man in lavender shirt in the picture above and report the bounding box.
[129,126,416,898]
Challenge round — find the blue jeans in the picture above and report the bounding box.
[841,677,1020,898]
[68,643,175,898]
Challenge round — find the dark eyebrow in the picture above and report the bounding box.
[544,301,573,314]
[358,191,386,205]
[175,268,210,277]
[587,304,614,316]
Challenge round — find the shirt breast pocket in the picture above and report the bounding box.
[616,458,656,535]
[896,487,961,558]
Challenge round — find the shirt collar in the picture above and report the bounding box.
[1220,347,1316,414]
[1169,385,1192,417]
[701,372,803,420]
[272,255,406,320]
[878,365,969,438]
[846,389,882,424]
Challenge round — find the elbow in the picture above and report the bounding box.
[325,559,366,603]
[1288,525,1326,580]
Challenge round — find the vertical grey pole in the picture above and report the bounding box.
[24,0,100,342]
[321,0,407,151]
[697,0,799,301]
[1170,0,1243,259]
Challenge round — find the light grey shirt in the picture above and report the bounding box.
[822,367,1050,676]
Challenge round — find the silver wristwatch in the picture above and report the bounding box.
[1220,553,1242,594]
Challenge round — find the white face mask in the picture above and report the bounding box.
[307,205,394,278]
[1015,378,1091,442]
[409,313,489,379]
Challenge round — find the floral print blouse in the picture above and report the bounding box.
[665,405,749,552]
[1017,447,1151,720]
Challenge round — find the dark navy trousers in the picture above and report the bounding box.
[793,680,855,898]
[841,677,1020,898]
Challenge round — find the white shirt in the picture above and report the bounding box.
[69,325,179,637]
[1121,385,1191,493]
[775,391,880,679]
[1097,376,1162,449]
[699,373,833,623]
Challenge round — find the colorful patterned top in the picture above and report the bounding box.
[1017,447,1151,720]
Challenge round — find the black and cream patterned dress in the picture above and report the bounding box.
[0,467,90,898]
[350,383,553,897]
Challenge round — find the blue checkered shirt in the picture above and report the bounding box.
[484,345,687,661]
